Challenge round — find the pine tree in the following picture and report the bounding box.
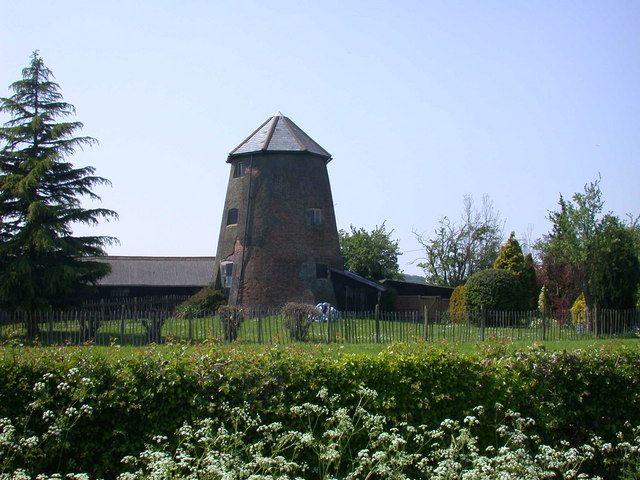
[0,52,117,338]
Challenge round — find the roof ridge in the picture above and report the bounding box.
[280,116,306,150]
[229,116,273,155]
[263,115,279,150]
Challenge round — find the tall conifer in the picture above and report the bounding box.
[0,52,117,336]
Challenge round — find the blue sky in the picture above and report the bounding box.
[1,0,639,276]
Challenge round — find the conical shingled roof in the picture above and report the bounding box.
[228,113,332,162]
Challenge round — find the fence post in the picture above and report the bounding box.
[375,304,380,343]
[423,305,428,341]
[257,309,263,345]
[480,306,485,342]
[542,309,547,342]
[594,305,598,339]
[119,308,125,343]
[188,314,193,343]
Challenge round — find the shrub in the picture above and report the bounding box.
[538,285,552,318]
[282,302,317,341]
[465,269,523,312]
[2,345,640,477]
[571,293,588,328]
[449,284,466,323]
[176,287,226,318]
[217,305,243,342]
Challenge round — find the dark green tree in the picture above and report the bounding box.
[493,232,539,308]
[522,253,539,309]
[464,269,522,312]
[339,222,402,281]
[587,215,640,309]
[537,177,640,310]
[0,52,117,338]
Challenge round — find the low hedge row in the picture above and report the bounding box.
[1,344,639,477]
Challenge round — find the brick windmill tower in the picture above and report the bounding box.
[213,113,343,307]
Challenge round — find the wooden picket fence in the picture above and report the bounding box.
[0,306,638,346]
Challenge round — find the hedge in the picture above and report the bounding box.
[1,344,639,478]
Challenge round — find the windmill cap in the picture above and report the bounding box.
[228,113,332,162]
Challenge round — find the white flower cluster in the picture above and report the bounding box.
[4,380,640,480]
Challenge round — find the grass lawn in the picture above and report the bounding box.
[1,312,638,347]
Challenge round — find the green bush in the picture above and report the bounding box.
[217,305,243,342]
[176,287,226,318]
[282,302,317,341]
[2,345,640,478]
[464,269,523,311]
[449,284,466,323]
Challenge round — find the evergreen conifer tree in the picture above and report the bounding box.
[493,232,526,276]
[0,52,117,337]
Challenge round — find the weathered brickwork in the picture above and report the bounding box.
[213,116,343,308]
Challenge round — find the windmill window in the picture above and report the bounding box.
[227,208,238,226]
[220,262,234,289]
[306,208,322,226]
[233,161,246,178]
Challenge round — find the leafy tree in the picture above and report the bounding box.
[587,215,640,309]
[537,177,640,310]
[415,194,503,287]
[522,253,539,309]
[339,222,402,281]
[0,52,116,338]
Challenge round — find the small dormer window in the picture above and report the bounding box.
[305,208,322,226]
[227,208,238,226]
[233,161,246,178]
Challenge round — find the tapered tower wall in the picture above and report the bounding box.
[213,152,343,308]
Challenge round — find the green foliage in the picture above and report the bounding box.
[216,305,243,342]
[522,253,539,309]
[588,215,640,309]
[0,52,117,322]
[493,233,539,309]
[2,345,640,477]
[282,302,317,341]
[416,195,503,287]
[464,269,523,311]
[537,176,640,310]
[339,222,402,281]
[493,231,526,276]
[571,293,587,327]
[175,287,226,318]
[449,284,466,323]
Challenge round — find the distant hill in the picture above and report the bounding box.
[400,274,427,284]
